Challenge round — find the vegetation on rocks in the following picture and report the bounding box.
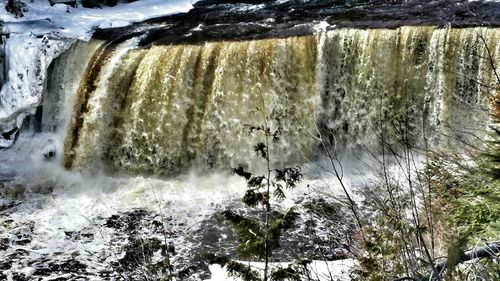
[356,90,500,280]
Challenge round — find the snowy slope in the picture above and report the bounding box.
[0,0,195,147]
[1,0,195,39]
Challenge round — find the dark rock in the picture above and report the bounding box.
[14,238,30,245]
[118,237,163,268]
[12,272,27,281]
[33,259,87,276]
[103,214,120,228]
[0,259,11,270]
[43,150,56,160]
[81,0,100,8]
[104,208,150,233]
[11,248,29,257]
[5,0,26,18]
[1,126,18,140]
[0,197,355,280]
[2,218,14,226]
[0,199,19,213]
[81,0,118,8]
[0,237,9,251]
[171,196,356,281]
[65,231,94,241]
[33,266,53,276]
[93,0,500,45]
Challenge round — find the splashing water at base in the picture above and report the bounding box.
[0,143,371,280]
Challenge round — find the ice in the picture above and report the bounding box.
[0,35,74,147]
[1,0,195,40]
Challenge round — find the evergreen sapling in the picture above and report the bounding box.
[208,111,308,281]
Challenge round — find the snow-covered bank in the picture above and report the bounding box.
[1,0,195,39]
[0,36,73,147]
[0,0,196,147]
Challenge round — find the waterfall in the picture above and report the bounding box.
[13,26,500,176]
[64,36,319,175]
[318,27,499,150]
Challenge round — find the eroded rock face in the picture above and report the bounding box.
[94,0,500,45]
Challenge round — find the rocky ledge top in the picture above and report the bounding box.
[93,0,500,45]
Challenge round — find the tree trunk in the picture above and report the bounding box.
[394,242,500,281]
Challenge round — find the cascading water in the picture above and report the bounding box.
[57,27,499,176]
[64,36,319,175]
[318,27,499,150]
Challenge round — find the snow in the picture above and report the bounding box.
[0,35,74,147]
[1,0,196,40]
[207,259,357,281]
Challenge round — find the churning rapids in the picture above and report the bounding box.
[1,0,500,280]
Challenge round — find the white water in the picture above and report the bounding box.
[0,130,367,280]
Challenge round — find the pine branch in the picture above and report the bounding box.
[243,190,268,207]
[270,266,301,281]
[205,254,260,281]
[223,211,266,258]
[234,166,253,180]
